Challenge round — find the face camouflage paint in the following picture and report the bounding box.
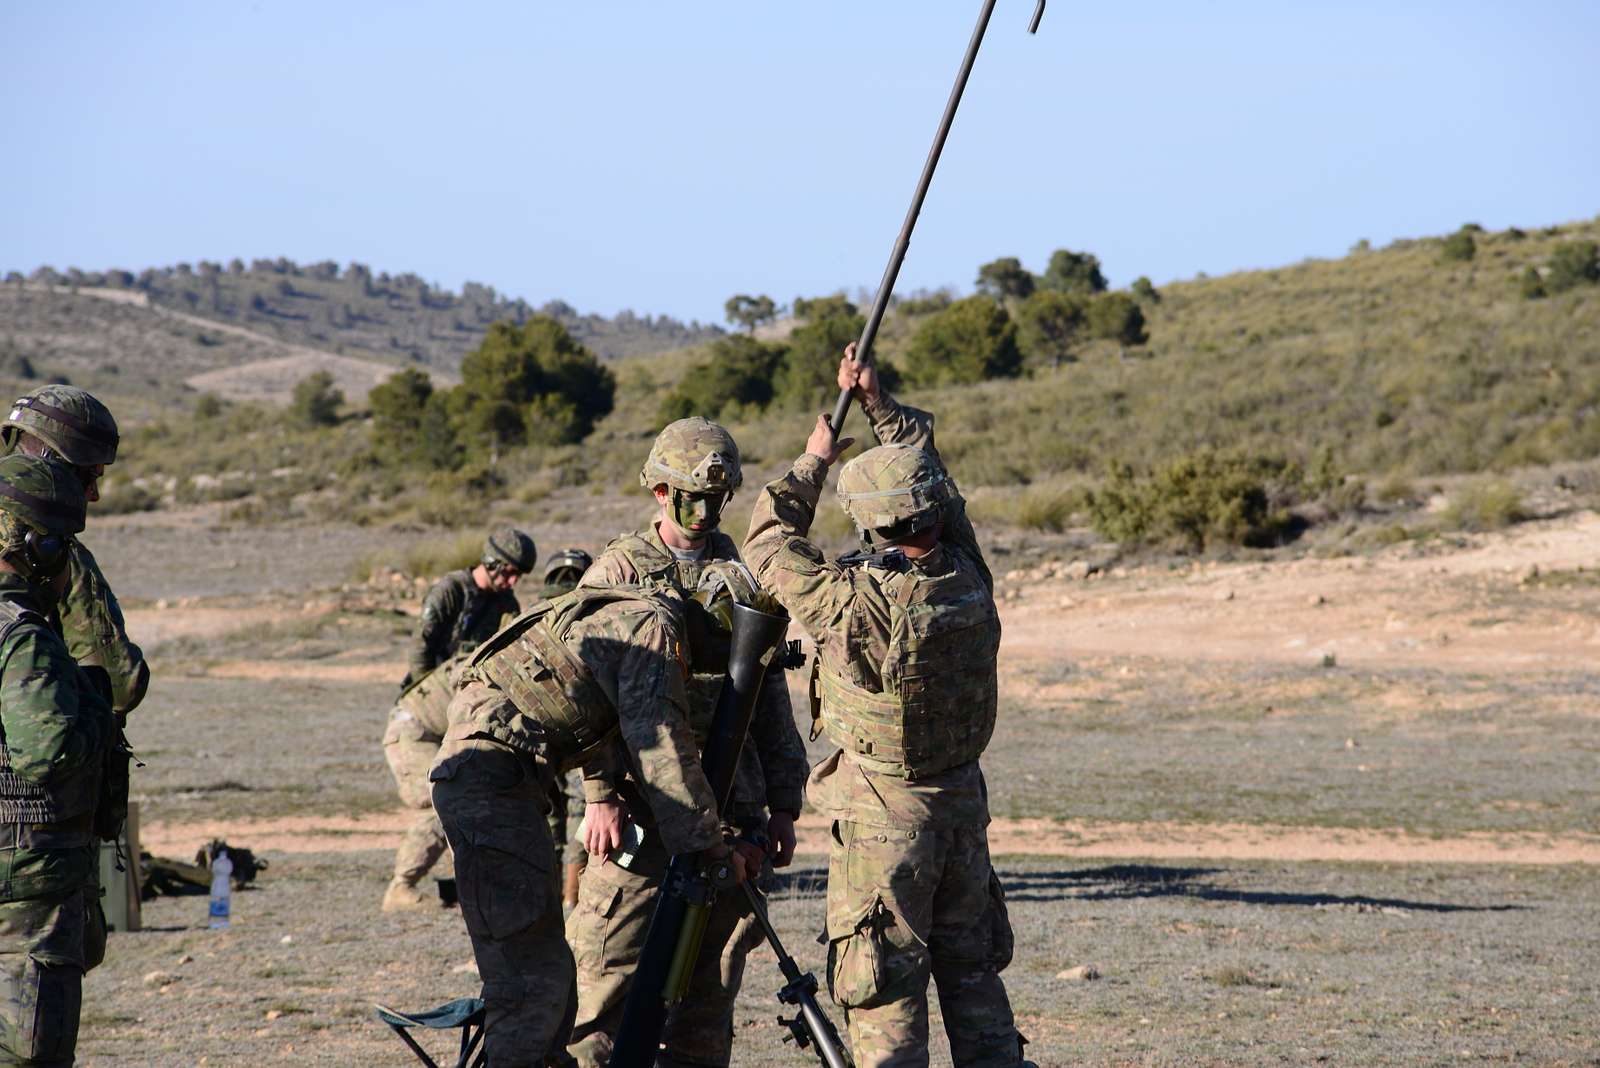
[670,488,728,537]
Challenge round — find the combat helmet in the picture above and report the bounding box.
[0,453,87,581]
[3,385,120,467]
[482,526,537,574]
[836,443,953,543]
[639,418,742,495]
[543,548,594,588]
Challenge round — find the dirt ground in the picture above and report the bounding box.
[83,506,1599,1066]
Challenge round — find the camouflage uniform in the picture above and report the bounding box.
[404,568,522,688]
[382,653,472,906]
[3,387,147,719]
[430,587,725,1067]
[565,422,807,1068]
[385,531,531,910]
[533,547,595,874]
[0,456,115,1067]
[744,388,1026,1068]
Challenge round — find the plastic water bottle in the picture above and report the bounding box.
[208,849,233,929]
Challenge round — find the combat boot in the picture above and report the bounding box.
[382,875,439,912]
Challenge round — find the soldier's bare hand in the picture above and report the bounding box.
[766,811,797,869]
[805,415,854,466]
[582,800,626,860]
[836,342,880,405]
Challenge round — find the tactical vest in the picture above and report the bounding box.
[395,650,473,739]
[0,599,103,826]
[466,588,651,765]
[815,550,1000,780]
[606,530,736,737]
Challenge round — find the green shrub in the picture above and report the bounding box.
[774,305,867,411]
[1546,240,1599,293]
[1015,290,1086,368]
[1086,450,1301,552]
[902,295,1021,387]
[1086,292,1148,349]
[456,315,615,452]
[290,371,343,427]
[658,335,783,423]
[975,257,1036,301]
[1440,229,1477,263]
[1014,488,1077,533]
[193,393,225,419]
[1519,267,1546,300]
[1040,249,1107,296]
[1440,479,1526,531]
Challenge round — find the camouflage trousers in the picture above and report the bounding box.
[430,724,576,1067]
[825,820,1022,1068]
[0,886,106,1067]
[383,710,449,885]
[566,833,764,1068]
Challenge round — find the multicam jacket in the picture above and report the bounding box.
[57,541,148,716]
[744,390,996,830]
[406,568,519,687]
[448,588,722,856]
[0,574,114,900]
[577,522,808,825]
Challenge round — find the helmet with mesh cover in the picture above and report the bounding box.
[4,385,120,467]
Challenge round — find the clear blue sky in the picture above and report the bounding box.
[4,2,1596,326]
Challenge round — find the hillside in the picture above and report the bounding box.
[10,218,1599,554]
[4,258,723,370]
[600,218,1600,510]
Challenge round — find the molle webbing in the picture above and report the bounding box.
[471,591,636,764]
[817,555,1000,780]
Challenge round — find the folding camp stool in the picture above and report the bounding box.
[374,997,487,1068]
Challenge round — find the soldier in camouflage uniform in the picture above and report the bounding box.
[403,526,536,689]
[532,549,595,912]
[0,454,117,1066]
[382,527,537,912]
[3,386,148,720]
[429,580,759,1067]
[566,419,808,1068]
[744,347,1033,1068]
